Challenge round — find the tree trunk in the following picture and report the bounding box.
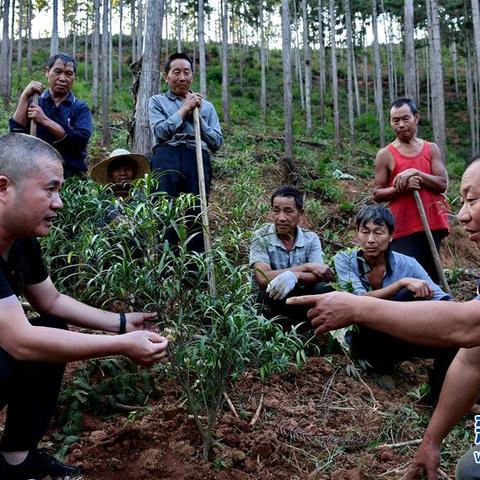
[50,0,58,56]
[137,0,143,56]
[164,0,169,57]
[27,0,32,77]
[424,46,430,121]
[17,0,23,88]
[281,0,293,159]
[72,21,76,58]
[108,5,113,99]
[317,0,325,122]
[467,42,477,153]
[329,0,341,152]
[404,0,416,101]
[293,0,304,110]
[372,0,385,146]
[364,36,369,113]
[471,0,480,107]
[84,14,89,82]
[118,0,123,86]
[344,0,355,144]
[221,0,229,124]
[259,0,266,118]
[0,0,11,109]
[302,0,312,135]
[449,41,459,100]
[131,0,136,61]
[380,0,394,104]
[93,0,101,113]
[134,0,164,155]
[176,0,182,52]
[351,29,361,116]
[101,0,111,146]
[198,0,206,97]
[426,0,447,161]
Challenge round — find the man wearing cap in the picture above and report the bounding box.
[0,133,168,479]
[10,53,93,178]
[148,52,223,253]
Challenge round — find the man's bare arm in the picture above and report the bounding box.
[287,292,480,348]
[253,262,328,289]
[404,347,480,479]
[373,148,397,202]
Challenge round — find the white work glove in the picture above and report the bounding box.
[266,271,298,300]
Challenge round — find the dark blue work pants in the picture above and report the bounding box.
[151,144,212,254]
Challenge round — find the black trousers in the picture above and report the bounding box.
[0,315,67,451]
[257,282,335,334]
[350,325,456,401]
[391,230,447,284]
[151,144,212,254]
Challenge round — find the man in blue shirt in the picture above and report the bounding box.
[334,204,455,401]
[148,52,223,253]
[10,53,93,178]
[250,185,334,332]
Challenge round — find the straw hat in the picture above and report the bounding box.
[90,149,150,185]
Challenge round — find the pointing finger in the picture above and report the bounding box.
[286,295,320,307]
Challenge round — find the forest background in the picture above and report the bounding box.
[0,0,480,478]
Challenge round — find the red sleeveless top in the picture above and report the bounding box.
[387,141,449,239]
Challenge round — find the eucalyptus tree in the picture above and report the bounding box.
[404,0,416,100]
[329,0,341,152]
[17,0,23,87]
[426,0,447,160]
[137,0,143,56]
[372,0,385,146]
[471,0,480,104]
[131,0,137,61]
[302,0,312,135]
[198,0,206,97]
[221,0,230,125]
[92,0,101,112]
[292,0,304,110]
[118,0,123,85]
[259,0,266,117]
[26,0,32,76]
[176,0,182,52]
[343,0,355,145]
[281,0,293,159]
[134,0,164,155]
[317,0,325,122]
[50,0,59,55]
[0,0,11,109]
[102,0,111,146]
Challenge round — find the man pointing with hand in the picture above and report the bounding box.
[287,156,480,479]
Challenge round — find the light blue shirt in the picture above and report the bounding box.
[334,248,450,301]
[148,90,223,152]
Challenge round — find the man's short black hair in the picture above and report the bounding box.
[47,53,77,73]
[355,204,395,234]
[466,153,480,169]
[270,185,304,211]
[390,97,418,115]
[164,52,194,74]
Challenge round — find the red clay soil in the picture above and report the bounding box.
[54,355,466,480]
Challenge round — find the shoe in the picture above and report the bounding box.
[0,449,82,479]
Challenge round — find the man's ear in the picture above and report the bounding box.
[0,176,11,202]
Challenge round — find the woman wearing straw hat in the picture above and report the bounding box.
[90,148,150,199]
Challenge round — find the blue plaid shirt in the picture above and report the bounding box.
[9,90,92,173]
[148,90,223,152]
[334,248,450,301]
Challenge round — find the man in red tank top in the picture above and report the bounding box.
[373,98,449,283]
